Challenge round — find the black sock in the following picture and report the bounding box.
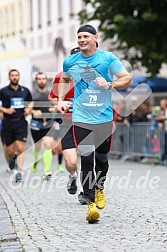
[58,154,63,164]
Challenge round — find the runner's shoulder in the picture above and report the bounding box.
[0,85,10,93]
[64,52,81,67]
[98,49,119,61]
[19,85,31,92]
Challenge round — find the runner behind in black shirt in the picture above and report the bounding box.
[0,69,32,182]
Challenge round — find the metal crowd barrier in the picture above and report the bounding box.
[111,122,130,156]
[0,120,165,160]
[110,122,165,159]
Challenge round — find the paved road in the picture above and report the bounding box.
[0,195,22,252]
[0,148,167,252]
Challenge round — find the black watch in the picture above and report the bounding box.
[107,82,112,90]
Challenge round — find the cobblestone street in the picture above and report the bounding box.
[0,149,167,252]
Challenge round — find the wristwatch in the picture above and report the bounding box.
[107,82,112,90]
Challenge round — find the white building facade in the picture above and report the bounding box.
[0,0,31,89]
[1,0,166,97]
[28,0,89,88]
[0,0,91,90]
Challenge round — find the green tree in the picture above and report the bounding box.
[78,0,167,76]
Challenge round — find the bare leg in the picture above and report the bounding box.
[62,148,77,174]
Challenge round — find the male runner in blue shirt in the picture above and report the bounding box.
[57,25,132,223]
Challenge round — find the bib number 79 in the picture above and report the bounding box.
[89,95,97,102]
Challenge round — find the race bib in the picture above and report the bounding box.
[80,70,97,84]
[30,119,41,130]
[11,97,24,108]
[80,89,104,108]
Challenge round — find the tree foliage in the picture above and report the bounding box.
[78,0,167,76]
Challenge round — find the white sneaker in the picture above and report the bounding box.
[6,167,14,173]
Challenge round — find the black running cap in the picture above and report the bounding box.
[70,47,80,55]
[77,25,97,35]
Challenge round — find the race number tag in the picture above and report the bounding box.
[80,70,97,84]
[30,119,41,130]
[80,89,104,108]
[11,97,24,108]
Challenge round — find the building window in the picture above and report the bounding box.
[69,25,76,42]
[58,0,63,22]
[29,0,33,30]
[54,36,66,56]
[30,38,34,50]
[5,7,9,37]
[69,0,74,17]
[47,0,51,25]
[0,10,3,38]
[11,5,15,35]
[38,35,43,48]
[47,32,52,47]
[81,0,87,14]
[19,1,23,33]
[38,0,42,29]
[81,0,86,9]
[1,9,5,38]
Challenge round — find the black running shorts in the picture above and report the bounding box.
[31,127,55,143]
[60,120,75,150]
[1,119,28,146]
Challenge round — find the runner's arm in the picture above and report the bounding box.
[94,70,132,90]
[24,101,34,115]
[111,70,132,90]
[0,106,15,115]
[0,94,15,114]
[57,73,72,113]
[57,73,71,101]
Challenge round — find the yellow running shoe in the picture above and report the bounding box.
[86,203,100,223]
[95,189,106,209]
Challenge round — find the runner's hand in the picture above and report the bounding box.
[33,110,42,117]
[24,107,31,116]
[94,77,109,89]
[49,107,57,113]
[57,101,72,114]
[6,107,16,115]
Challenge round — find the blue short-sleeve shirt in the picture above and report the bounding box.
[63,49,124,124]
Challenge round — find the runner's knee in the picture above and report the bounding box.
[77,145,95,156]
[64,156,77,170]
[95,151,109,163]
